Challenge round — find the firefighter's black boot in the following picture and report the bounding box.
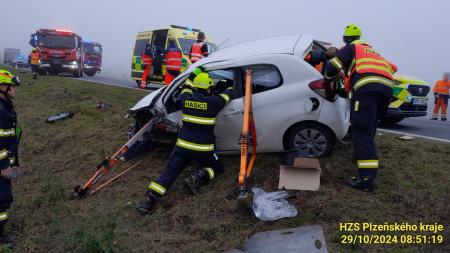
[441,117,447,121]
[346,176,376,192]
[136,190,159,215]
[0,224,14,249]
[183,168,210,195]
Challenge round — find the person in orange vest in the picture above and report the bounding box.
[324,24,397,192]
[431,73,450,121]
[189,32,209,63]
[28,48,41,80]
[140,43,153,89]
[164,40,182,85]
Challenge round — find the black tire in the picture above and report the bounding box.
[284,122,335,157]
[380,117,404,124]
[84,70,96,76]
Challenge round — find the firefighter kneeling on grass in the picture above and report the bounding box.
[0,69,21,249]
[324,24,397,192]
[136,67,234,214]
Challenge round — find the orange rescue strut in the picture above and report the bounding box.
[73,118,157,198]
[238,69,257,197]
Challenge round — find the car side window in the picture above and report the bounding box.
[242,64,283,95]
[207,69,236,97]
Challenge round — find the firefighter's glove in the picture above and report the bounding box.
[327,47,337,59]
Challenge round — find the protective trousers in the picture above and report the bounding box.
[351,91,390,180]
[148,147,224,197]
[432,94,448,119]
[0,177,13,235]
[31,65,39,79]
[164,70,180,85]
[141,57,152,89]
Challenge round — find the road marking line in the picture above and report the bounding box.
[378,129,450,144]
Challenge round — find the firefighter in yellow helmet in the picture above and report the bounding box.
[0,69,21,249]
[324,24,398,192]
[136,68,234,214]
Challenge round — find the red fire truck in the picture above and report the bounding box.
[82,40,102,76]
[29,28,84,77]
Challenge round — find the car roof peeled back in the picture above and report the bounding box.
[205,33,314,63]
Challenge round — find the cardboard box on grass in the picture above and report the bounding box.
[279,157,321,191]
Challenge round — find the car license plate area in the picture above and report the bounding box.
[412,98,427,105]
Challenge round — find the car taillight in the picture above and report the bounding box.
[308,79,336,101]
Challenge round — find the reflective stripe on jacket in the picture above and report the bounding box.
[0,100,18,169]
[30,52,40,65]
[176,86,233,152]
[190,42,206,63]
[165,49,182,71]
[342,41,397,93]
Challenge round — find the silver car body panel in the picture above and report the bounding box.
[128,34,350,154]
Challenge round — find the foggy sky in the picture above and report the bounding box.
[2,0,449,84]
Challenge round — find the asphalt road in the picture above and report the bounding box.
[78,74,140,90]
[379,117,450,142]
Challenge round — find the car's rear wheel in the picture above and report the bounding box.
[380,116,404,124]
[284,122,335,157]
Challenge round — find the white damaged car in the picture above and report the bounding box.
[127,34,350,157]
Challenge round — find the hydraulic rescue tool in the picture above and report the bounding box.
[73,114,160,198]
[238,69,257,198]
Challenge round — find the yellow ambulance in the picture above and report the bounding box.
[131,25,216,89]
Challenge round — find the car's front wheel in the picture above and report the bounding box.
[284,122,335,157]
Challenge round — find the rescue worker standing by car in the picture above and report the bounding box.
[189,32,209,63]
[136,68,234,214]
[164,40,182,85]
[0,69,21,249]
[140,43,153,89]
[28,48,40,80]
[324,24,397,192]
[431,72,449,121]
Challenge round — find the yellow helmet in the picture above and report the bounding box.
[343,24,362,37]
[0,69,20,86]
[192,72,214,89]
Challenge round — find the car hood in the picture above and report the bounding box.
[196,33,313,65]
[394,74,427,85]
[128,87,165,112]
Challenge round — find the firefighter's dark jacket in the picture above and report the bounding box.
[175,82,233,152]
[0,98,19,170]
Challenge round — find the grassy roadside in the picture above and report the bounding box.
[1,67,449,252]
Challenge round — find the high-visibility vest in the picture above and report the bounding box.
[190,42,207,63]
[165,49,182,71]
[344,41,397,93]
[30,52,40,65]
[142,53,152,64]
[433,80,450,94]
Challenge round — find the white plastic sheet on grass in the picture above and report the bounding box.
[252,188,298,221]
